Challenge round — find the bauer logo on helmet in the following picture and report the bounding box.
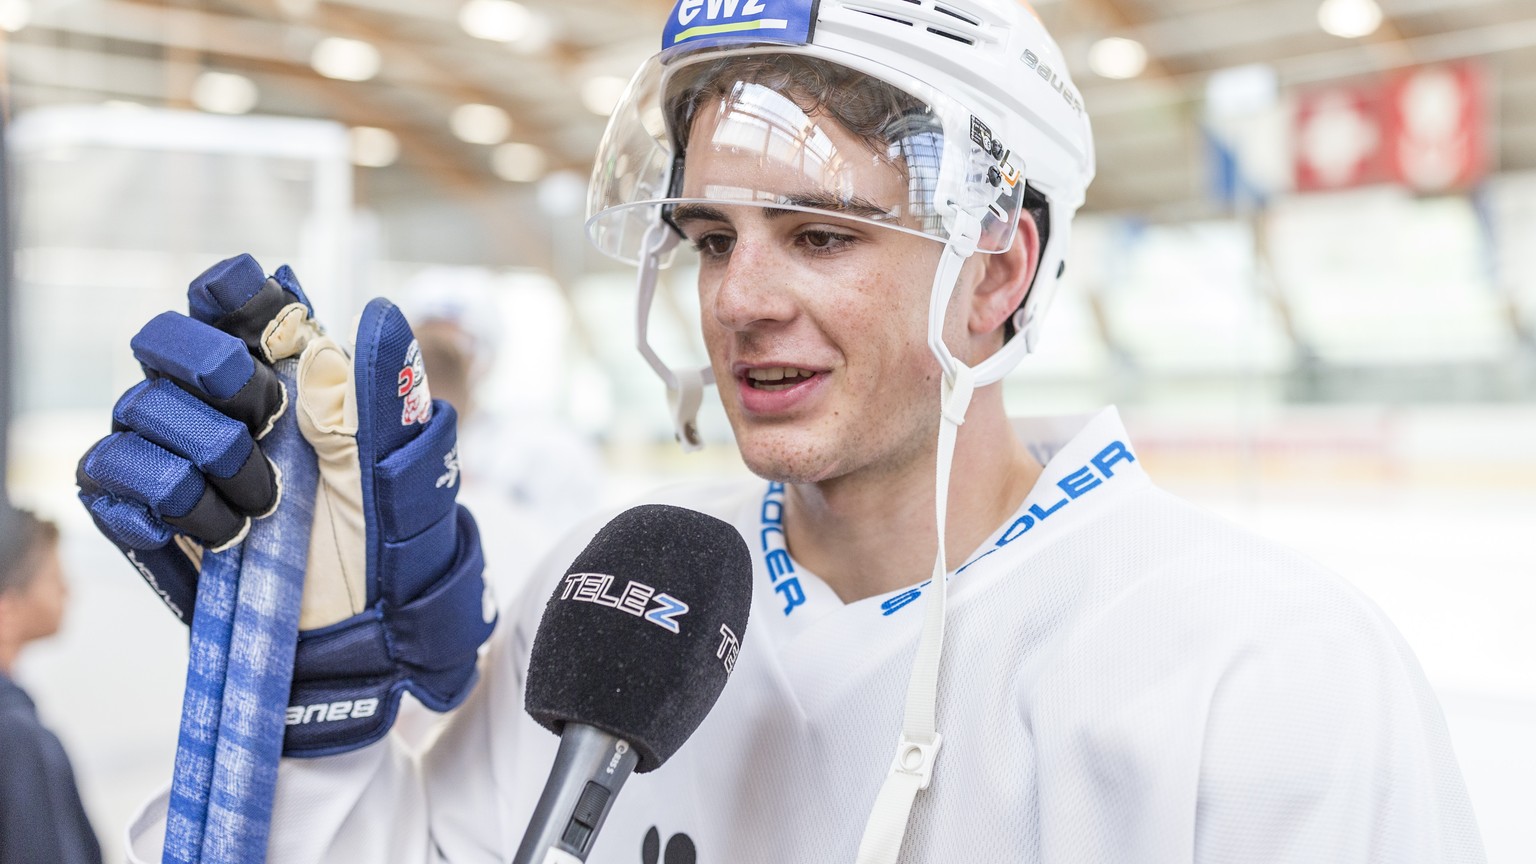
[1021,48,1085,117]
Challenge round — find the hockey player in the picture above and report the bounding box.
[79,0,1485,861]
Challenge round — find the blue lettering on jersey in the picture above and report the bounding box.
[881,583,927,615]
[662,0,818,54]
[759,482,806,616]
[879,440,1137,616]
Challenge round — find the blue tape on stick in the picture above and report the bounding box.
[163,353,317,864]
[163,543,238,863]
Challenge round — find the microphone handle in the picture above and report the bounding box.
[512,724,641,864]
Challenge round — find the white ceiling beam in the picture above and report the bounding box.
[1081,16,1536,117]
[1126,0,1524,60]
[1280,16,1536,84]
[27,0,474,89]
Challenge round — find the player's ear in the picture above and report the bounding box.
[967,213,1040,338]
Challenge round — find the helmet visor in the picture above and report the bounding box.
[586,47,1025,264]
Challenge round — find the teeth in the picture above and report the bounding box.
[747,366,812,382]
[746,366,815,389]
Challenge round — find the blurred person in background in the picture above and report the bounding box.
[0,507,101,864]
[402,266,605,604]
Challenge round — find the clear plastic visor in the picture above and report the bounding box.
[586,48,1025,265]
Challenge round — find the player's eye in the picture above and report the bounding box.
[797,229,857,255]
[692,232,735,258]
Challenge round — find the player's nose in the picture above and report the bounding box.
[709,236,798,333]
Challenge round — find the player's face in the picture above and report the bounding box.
[676,108,960,485]
[6,545,69,643]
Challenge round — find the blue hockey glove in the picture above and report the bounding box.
[77,254,495,756]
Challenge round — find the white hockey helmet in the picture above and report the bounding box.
[586,0,1095,447]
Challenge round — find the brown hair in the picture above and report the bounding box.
[664,53,947,236]
[666,53,927,159]
[0,508,60,597]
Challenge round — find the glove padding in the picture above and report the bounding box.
[77,254,495,756]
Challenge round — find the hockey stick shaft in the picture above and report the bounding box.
[163,356,317,864]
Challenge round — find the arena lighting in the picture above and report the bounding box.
[509,13,554,54]
[459,0,530,42]
[192,71,259,115]
[312,36,382,82]
[450,103,512,145]
[1087,36,1148,80]
[538,170,586,217]
[492,142,547,182]
[1317,0,1382,39]
[349,126,400,168]
[0,0,30,32]
[581,76,628,116]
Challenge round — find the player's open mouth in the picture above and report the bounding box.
[743,366,820,391]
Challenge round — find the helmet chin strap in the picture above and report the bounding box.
[636,219,715,451]
[856,213,980,864]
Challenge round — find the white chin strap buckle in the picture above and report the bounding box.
[668,367,707,452]
[891,733,943,791]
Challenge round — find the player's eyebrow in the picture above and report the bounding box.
[669,195,897,228]
[764,192,896,222]
[669,203,730,228]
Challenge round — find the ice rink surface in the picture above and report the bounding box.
[1185,485,1536,863]
[13,434,1535,861]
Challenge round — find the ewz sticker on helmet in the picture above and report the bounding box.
[664,0,818,51]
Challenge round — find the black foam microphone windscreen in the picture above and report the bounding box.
[524,504,754,773]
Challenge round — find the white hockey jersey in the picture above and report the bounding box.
[126,407,1485,863]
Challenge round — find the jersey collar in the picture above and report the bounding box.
[744,406,1151,631]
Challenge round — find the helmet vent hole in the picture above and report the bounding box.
[845,2,983,44]
[933,4,979,25]
[926,26,975,44]
[852,8,915,26]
